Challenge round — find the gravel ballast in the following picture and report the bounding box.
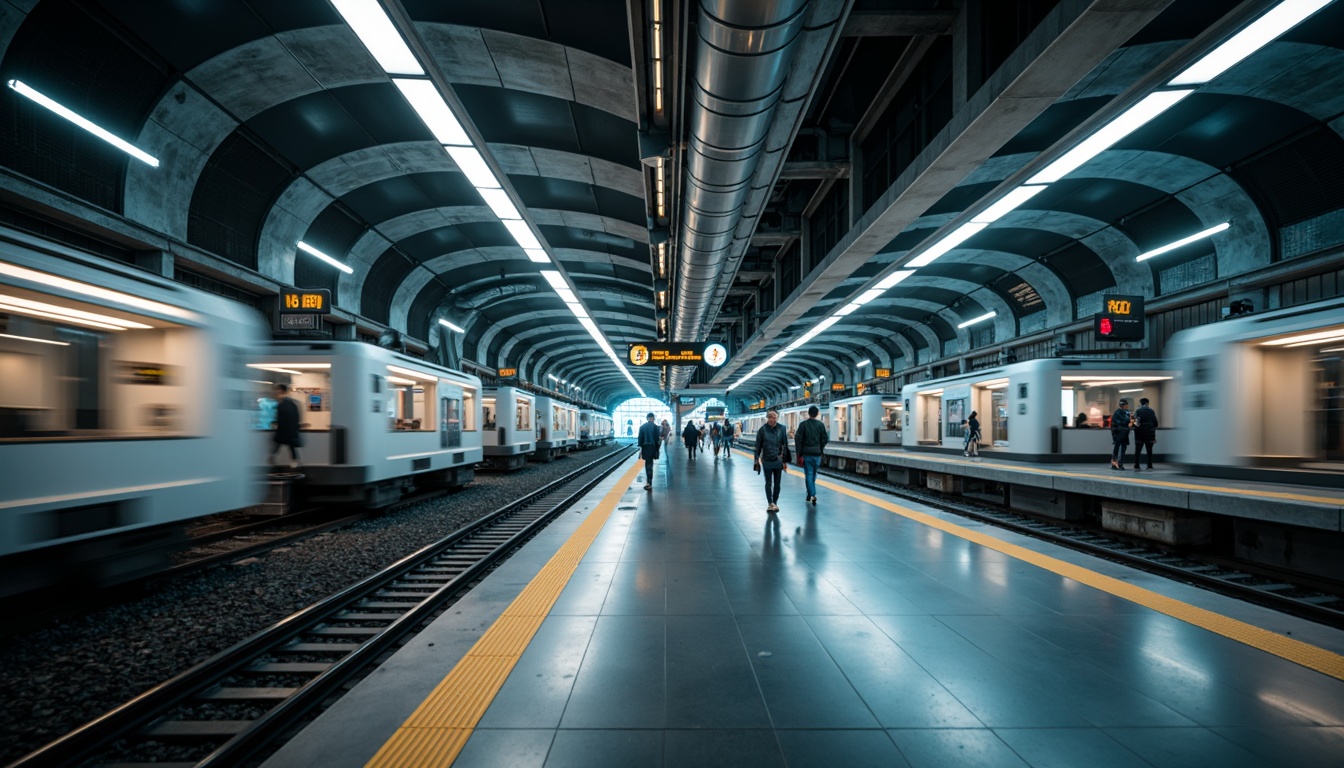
[0,445,630,764]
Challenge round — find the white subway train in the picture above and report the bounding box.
[0,229,266,591]
[830,394,902,445]
[901,358,1175,461]
[482,385,536,470]
[579,409,613,448]
[249,341,482,506]
[1165,296,1343,487]
[533,395,578,461]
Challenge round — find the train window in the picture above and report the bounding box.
[553,404,563,433]
[482,398,496,429]
[0,294,210,441]
[882,402,902,431]
[461,388,476,431]
[387,377,435,431]
[516,398,532,430]
[248,364,332,432]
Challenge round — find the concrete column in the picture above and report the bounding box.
[953,0,972,109]
[135,249,173,278]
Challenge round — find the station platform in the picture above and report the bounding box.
[264,446,1344,768]
[823,443,1344,533]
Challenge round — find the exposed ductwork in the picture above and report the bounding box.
[674,0,810,352]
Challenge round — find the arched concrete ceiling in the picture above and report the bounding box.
[3,1,1344,405]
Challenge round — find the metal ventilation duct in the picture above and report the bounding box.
[674,0,809,349]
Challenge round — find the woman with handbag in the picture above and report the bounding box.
[753,409,790,513]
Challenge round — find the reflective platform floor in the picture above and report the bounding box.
[265,445,1344,767]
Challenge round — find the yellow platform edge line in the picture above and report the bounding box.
[816,476,1344,681]
[366,456,646,767]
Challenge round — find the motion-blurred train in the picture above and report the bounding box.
[0,229,266,592]
[482,385,535,470]
[579,408,614,448]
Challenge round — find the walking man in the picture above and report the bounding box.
[682,420,700,461]
[1133,397,1159,470]
[721,420,735,460]
[794,405,828,505]
[754,409,791,513]
[1110,398,1133,471]
[637,412,661,490]
[270,384,302,468]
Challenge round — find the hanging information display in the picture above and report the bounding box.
[1094,294,1145,340]
[627,342,729,367]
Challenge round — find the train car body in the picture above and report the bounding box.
[0,229,265,591]
[482,386,535,470]
[534,395,578,461]
[578,409,613,448]
[1165,297,1344,487]
[829,394,900,445]
[250,341,482,506]
[901,358,1175,461]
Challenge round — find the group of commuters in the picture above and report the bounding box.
[1110,397,1160,471]
[752,405,828,513]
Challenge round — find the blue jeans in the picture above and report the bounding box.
[803,455,821,498]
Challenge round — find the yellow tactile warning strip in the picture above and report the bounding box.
[835,449,1344,507]
[816,475,1344,682]
[365,458,646,768]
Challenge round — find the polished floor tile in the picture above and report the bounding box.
[454,449,1344,767]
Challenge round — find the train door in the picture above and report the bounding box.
[991,388,1008,445]
[440,394,461,448]
[850,403,862,441]
[1316,352,1343,462]
[834,406,847,441]
[919,392,941,443]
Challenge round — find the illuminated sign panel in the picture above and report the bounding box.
[875,368,891,378]
[279,289,331,314]
[498,368,518,377]
[1094,294,1145,341]
[627,342,729,367]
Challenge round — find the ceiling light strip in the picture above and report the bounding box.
[1169,0,1334,86]
[328,0,424,74]
[957,311,996,329]
[0,260,193,320]
[297,241,355,274]
[1134,222,1230,261]
[1028,90,1195,184]
[8,80,159,167]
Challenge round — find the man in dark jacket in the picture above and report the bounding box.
[271,384,302,468]
[794,405,829,505]
[637,412,661,490]
[754,409,790,513]
[1132,398,1159,471]
[1110,398,1132,471]
[682,420,700,461]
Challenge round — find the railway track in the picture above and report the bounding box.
[814,463,1344,629]
[12,447,636,768]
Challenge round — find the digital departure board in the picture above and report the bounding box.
[279,289,331,314]
[1095,294,1144,340]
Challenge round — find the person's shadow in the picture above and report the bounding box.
[762,515,782,561]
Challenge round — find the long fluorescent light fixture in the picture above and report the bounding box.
[957,311,996,329]
[875,269,916,290]
[478,188,521,221]
[297,241,354,274]
[388,364,438,382]
[1135,222,1230,261]
[0,293,153,329]
[548,373,559,381]
[907,222,988,267]
[566,302,589,319]
[503,220,542,250]
[0,260,194,320]
[524,249,550,264]
[1169,0,1333,86]
[438,318,465,333]
[329,0,423,74]
[836,303,860,317]
[540,270,568,292]
[1260,328,1344,347]
[8,80,159,167]
[446,146,499,188]
[1028,90,1194,184]
[0,298,137,330]
[972,185,1049,223]
[393,79,470,145]
[555,288,578,303]
[856,359,871,368]
[853,288,885,306]
[0,332,68,346]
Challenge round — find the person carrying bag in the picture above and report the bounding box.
[754,409,790,513]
